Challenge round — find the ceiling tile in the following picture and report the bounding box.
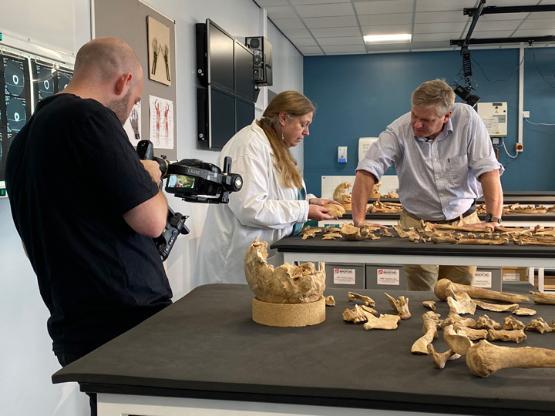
[304,15,358,27]
[310,26,361,37]
[414,22,467,34]
[474,20,521,31]
[415,11,469,24]
[416,0,476,12]
[413,32,461,42]
[358,13,412,26]
[264,6,298,18]
[520,19,555,30]
[290,37,319,47]
[295,3,354,18]
[354,0,414,15]
[513,29,555,37]
[270,16,305,29]
[471,30,515,38]
[480,12,529,22]
[279,27,313,37]
[298,45,324,54]
[524,11,555,21]
[321,44,367,54]
[318,36,364,46]
[254,0,290,6]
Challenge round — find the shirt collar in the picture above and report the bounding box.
[414,117,454,143]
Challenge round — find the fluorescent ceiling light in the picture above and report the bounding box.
[363,34,412,44]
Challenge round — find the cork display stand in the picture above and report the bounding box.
[251,296,326,327]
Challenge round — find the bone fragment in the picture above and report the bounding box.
[340,224,363,240]
[530,291,555,305]
[385,292,411,319]
[474,315,502,330]
[300,227,323,240]
[466,339,555,377]
[427,344,460,369]
[525,317,553,334]
[348,291,376,307]
[342,305,376,323]
[503,316,525,331]
[434,279,529,304]
[245,240,325,303]
[443,325,473,356]
[411,311,441,354]
[487,329,527,343]
[474,300,519,313]
[363,314,400,330]
[324,295,335,307]
[422,300,437,311]
[447,292,476,315]
[322,232,343,240]
[326,203,346,218]
[453,325,488,341]
[441,313,476,329]
[514,307,537,316]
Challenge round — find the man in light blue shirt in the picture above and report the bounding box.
[352,79,504,291]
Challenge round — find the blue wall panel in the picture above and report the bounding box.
[303,47,555,195]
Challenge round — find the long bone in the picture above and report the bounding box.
[466,340,555,377]
[434,279,529,304]
[411,311,441,354]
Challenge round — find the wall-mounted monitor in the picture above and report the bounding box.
[196,19,256,150]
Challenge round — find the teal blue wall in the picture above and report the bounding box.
[303,47,555,195]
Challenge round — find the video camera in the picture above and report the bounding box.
[137,140,243,260]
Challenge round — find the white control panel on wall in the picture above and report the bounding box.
[477,102,507,137]
[358,137,378,162]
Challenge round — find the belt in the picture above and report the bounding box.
[403,204,477,224]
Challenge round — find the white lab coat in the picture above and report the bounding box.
[195,120,310,285]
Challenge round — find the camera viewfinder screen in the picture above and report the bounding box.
[167,174,195,190]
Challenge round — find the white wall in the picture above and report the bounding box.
[0,1,303,416]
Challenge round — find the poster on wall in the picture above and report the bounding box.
[123,102,142,147]
[147,15,171,86]
[149,95,173,149]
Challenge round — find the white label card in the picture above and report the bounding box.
[334,268,356,285]
[377,268,400,286]
[473,270,492,288]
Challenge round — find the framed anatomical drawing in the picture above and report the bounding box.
[147,15,171,86]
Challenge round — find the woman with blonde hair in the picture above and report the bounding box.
[196,90,337,284]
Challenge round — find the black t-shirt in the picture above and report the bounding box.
[6,94,172,355]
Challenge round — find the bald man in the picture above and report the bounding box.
[6,38,171,414]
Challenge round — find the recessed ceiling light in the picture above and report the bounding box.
[363,34,412,44]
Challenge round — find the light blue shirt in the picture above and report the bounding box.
[357,103,504,221]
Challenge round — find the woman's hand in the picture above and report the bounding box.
[308,204,335,221]
[309,197,341,207]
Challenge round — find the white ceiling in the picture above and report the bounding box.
[253,0,555,55]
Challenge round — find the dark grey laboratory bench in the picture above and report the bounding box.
[53,284,555,416]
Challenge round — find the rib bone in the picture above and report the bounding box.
[434,279,529,304]
[466,340,555,377]
[474,300,519,313]
[530,291,555,305]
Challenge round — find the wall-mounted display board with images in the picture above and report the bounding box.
[0,45,72,197]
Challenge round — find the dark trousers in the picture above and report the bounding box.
[56,351,97,416]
